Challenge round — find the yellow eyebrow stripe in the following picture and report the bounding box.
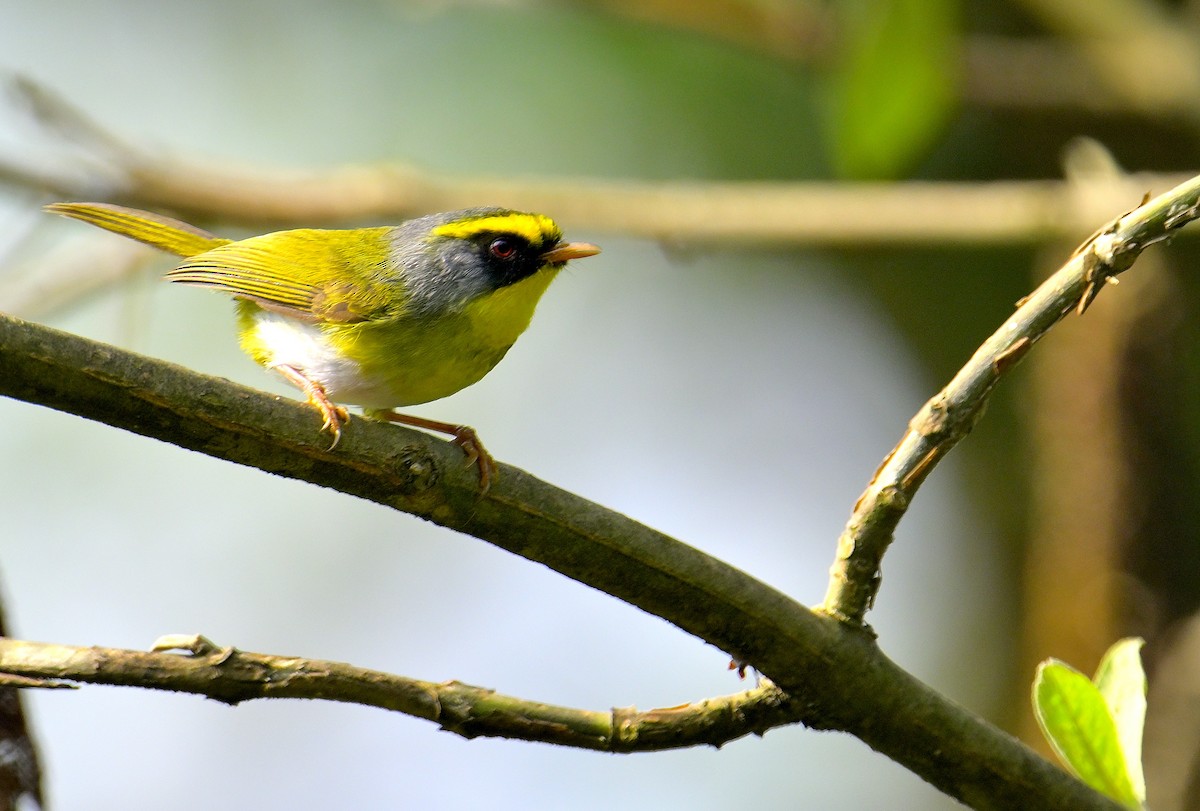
[432,213,562,245]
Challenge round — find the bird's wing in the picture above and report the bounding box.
[167,227,399,323]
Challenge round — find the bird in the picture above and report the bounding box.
[45,202,601,490]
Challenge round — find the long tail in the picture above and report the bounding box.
[44,202,230,258]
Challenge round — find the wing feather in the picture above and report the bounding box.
[166,227,398,323]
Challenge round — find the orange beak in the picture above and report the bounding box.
[541,241,601,264]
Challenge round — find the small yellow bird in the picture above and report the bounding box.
[45,202,600,490]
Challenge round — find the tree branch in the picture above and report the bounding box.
[541,2,1200,117]
[821,174,1200,624]
[0,310,1123,809]
[0,234,153,317]
[1012,0,1200,122]
[3,79,1194,247]
[0,635,796,752]
[26,153,1200,248]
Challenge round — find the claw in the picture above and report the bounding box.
[450,425,497,494]
[272,364,349,447]
[316,402,350,449]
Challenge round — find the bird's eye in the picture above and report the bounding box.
[489,237,518,260]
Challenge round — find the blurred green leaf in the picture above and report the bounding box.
[1094,638,1147,804]
[827,0,959,179]
[1032,658,1142,809]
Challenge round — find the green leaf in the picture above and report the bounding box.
[1094,638,1147,804]
[826,0,960,179]
[1032,659,1142,808]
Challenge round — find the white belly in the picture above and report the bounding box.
[249,311,394,407]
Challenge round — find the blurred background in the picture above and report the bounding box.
[1,0,1199,808]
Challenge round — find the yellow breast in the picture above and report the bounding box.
[235,266,560,408]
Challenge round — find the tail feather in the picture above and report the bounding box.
[44,202,230,258]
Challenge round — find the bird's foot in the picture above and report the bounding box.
[272,364,350,448]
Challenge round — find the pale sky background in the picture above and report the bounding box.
[0,2,1007,808]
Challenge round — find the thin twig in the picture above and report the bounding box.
[821,173,1200,625]
[0,636,792,752]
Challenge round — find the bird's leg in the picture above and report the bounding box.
[271,364,349,448]
[370,410,497,493]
